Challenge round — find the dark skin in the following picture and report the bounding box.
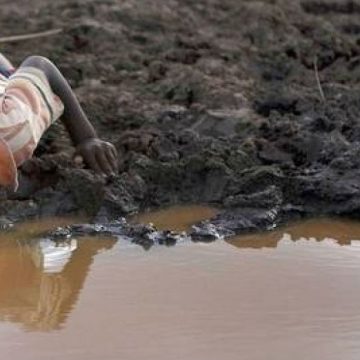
[0,54,118,176]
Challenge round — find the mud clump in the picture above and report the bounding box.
[3,0,360,236]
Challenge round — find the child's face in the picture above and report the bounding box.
[0,140,17,190]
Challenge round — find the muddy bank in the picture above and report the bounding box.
[2,0,360,235]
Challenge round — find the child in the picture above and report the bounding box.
[0,53,118,191]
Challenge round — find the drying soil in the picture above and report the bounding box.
[1,0,360,236]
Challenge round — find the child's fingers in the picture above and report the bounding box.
[110,145,118,160]
[95,148,112,175]
[85,152,102,174]
[112,149,119,171]
[106,147,118,173]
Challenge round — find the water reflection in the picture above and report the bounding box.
[1,214,360,334]
[0,220,116,332]
[227,218,360,249]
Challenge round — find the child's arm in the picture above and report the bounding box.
[19,56,118,176]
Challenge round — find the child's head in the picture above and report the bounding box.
[0,139,18,191]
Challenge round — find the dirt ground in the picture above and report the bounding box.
[1,0,360,234]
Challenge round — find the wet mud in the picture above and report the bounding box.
[2,0,360,235]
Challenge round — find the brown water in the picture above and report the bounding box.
[1,209,360,360]
[131,204,220,231]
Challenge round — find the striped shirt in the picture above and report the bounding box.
[0,66,64,191]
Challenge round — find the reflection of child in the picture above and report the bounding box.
[0,236,116,331]
[0,53,118,191]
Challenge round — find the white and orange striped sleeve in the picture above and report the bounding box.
[0,66,64,167]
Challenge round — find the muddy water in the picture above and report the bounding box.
[1,211,360,359]
[131,204,220,231]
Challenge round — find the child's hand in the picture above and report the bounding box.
[75,138,118,176]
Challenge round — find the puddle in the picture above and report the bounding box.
[1,211,360,359]
[226,217,360,249]
[131,204,219,231]
[0,216,87,242]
